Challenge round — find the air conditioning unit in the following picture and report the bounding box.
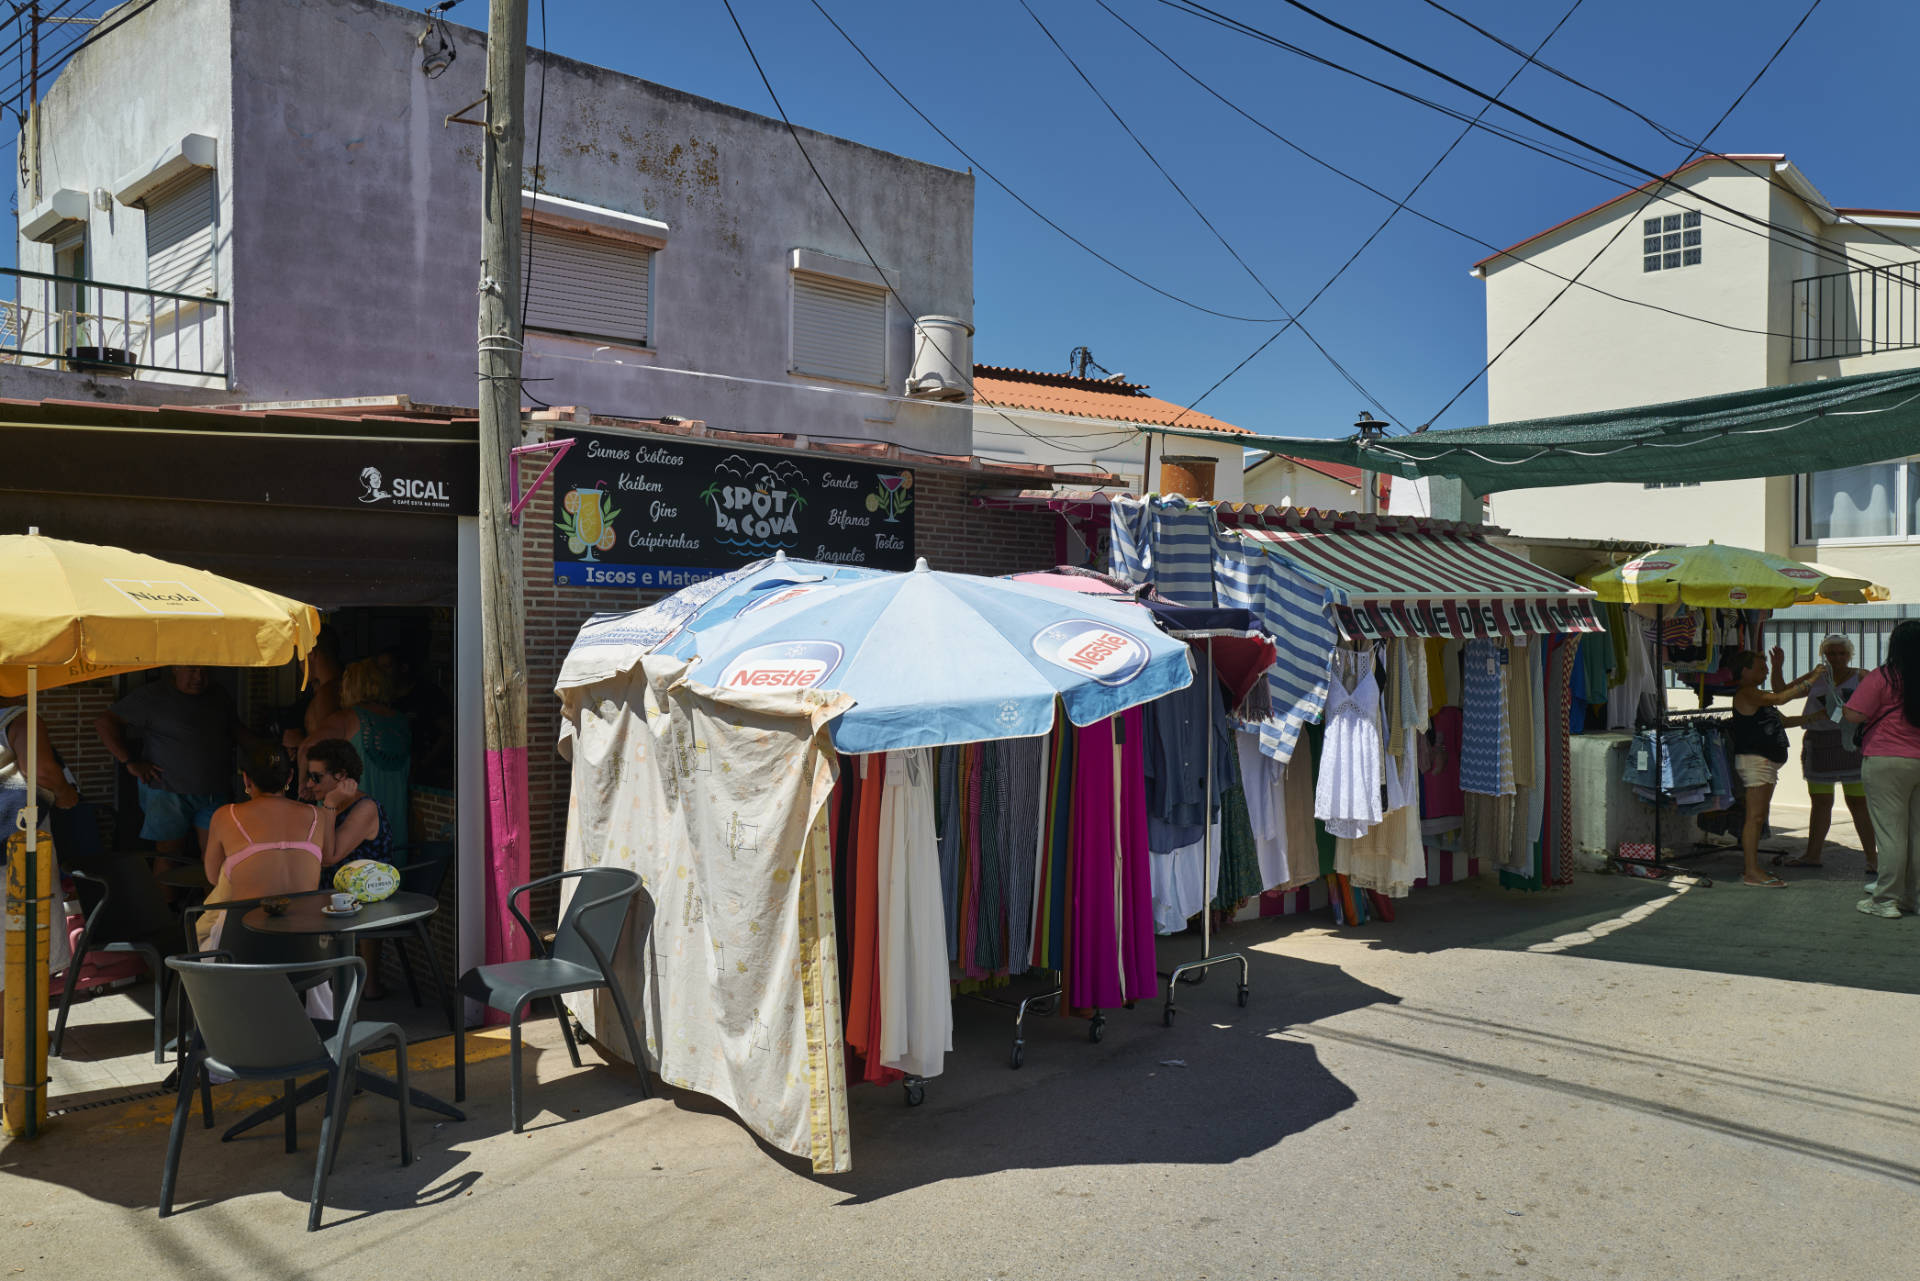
[905,314,973,401]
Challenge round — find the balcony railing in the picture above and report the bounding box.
[0,267,230,382]
[1792,260,1920,363]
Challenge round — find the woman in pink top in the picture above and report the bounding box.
[197,747,335,947]
[1844,620,1920,918]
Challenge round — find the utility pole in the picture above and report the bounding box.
[477,0,531,966]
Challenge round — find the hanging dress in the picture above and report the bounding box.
[875,749,951,1079]
[1314,648,1384,840]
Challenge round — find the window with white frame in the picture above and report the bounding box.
[1642,210,1702,273]
[520,221,652,346]
[1800,460,1920,542]
[144,170,217,297]
[791,271,888,387]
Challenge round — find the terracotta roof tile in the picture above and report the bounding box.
[972,369,1249,435]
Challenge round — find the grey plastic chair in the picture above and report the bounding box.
[54,866,170,1063]
[456,867,650,1132]
[160,953,412,1232]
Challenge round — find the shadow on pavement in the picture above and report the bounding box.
[804,947,1395,1203]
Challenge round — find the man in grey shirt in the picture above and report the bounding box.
[96,666,251,856]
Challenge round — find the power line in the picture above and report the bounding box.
[804,0,1293,325]
[1416,0,1920,262]
[1157,0,1893,278]
[0,0,157,114]
[1015,0,1402,428]
[1149,0,1589,433]
[1421,0,1826,429]
[1102,2,1816,361]
[1135,0,1884,278]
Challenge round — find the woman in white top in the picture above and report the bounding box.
[1772,635,1877,875]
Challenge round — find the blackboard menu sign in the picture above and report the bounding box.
[549,430,917,589]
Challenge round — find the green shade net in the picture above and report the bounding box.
[1187,367,1920,495]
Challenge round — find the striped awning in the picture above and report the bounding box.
[1232,520,1601,641]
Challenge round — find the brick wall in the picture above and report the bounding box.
[33,680,119,850]
[516,454,1059,922]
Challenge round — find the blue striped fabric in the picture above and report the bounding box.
[1109,497,1336,764]
[1215,538,1338,763]
[1109,496,1216,606]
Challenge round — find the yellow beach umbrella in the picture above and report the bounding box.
[1796,560,1891,606]
[2,531,319,1138]
[1587,542,1876,610]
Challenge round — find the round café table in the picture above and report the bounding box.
[221,891,468,1140]
[151,859,211,892]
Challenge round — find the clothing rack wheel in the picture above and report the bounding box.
[1088,1013,1105,1043]
[902,1077,927,1107]
[1161,951,1251,1028]
[961,981,1065,1070]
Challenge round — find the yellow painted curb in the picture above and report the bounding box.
[2,1030,518,1142]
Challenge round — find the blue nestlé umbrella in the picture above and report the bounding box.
[557,554,881,689]
[689,558,1195,753]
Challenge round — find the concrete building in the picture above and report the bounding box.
[1474,154,1920,599]
[1242,452,1384,512]
[969,363,1258,500]
[10,0,976,453]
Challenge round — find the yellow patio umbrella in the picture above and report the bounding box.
[1587,542,1877,609]
[1796,560,1892,606]
[2,531,319,1139]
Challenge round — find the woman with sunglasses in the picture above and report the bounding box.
[302,738,393,867]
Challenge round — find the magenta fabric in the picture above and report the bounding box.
[1068,718,1118,1009]
[1068,712,1157,1009]
[1117,707,1157,1000]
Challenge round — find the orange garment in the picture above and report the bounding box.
[845,753,886,1060]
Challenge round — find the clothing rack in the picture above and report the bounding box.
[1159,636,1250,1027]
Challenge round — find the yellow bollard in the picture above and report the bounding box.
[2,824,52,1138]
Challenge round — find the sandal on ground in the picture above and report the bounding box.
[1741,875,1788,888]
[1771,854,1822,867]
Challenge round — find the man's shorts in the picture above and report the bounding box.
[1734,754,1781,790]
[1807,780,1867,798]
[137,783,226,842]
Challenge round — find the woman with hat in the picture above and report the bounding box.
[1772,635,1876,876]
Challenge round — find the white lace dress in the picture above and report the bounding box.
[1314,649,1384,840]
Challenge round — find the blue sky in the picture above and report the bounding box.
[13,0,1917,438]
[521,0,1920,437]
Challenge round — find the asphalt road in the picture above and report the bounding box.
[4,818,1914,1281]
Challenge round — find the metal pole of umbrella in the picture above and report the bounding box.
[3,665,48,1138]
[1163,636,1251,1027]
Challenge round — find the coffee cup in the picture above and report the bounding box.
[330,892,358,912]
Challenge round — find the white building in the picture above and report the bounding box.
[968,364,1249,500]
[1475,153,1920,599]
[1242,452,1382,511]
[9,0,976,454]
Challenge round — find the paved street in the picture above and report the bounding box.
[4,809,1914,1281]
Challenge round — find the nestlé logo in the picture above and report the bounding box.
[1031,619,1149,686]
[714,641,844,690]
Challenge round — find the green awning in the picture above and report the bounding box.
[1179,367,1920,494]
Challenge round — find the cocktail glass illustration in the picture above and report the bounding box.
[868,472,913,523]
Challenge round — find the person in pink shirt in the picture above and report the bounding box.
[1844,620,1920,918]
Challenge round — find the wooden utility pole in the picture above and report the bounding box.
[477,0,532,967]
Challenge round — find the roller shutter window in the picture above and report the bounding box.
[522,221,650,345]
[144,171,217,297]
[791,272,887,387]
